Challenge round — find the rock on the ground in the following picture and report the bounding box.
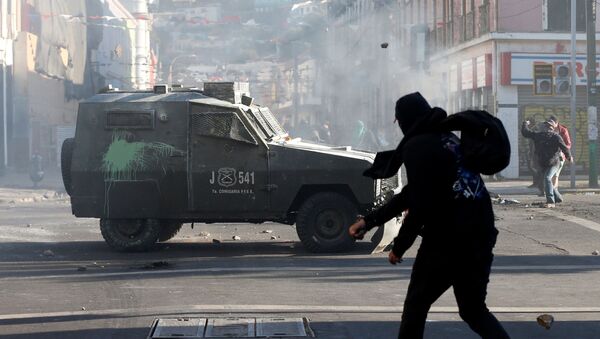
[536,314,554,329]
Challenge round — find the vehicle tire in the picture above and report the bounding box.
[61,138,75,195]
[100,218,160,252]
[296,192,357,253]
[158,222,183,242]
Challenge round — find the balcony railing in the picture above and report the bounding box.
[479,3,490,35]
[465,12,474,41]
[436,26,445,50]
[456,15,465,43]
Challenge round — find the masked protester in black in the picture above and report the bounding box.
[349,92,510,339]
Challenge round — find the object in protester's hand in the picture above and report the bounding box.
[353,225,366,239]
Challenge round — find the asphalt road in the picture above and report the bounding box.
[1,193,600,338]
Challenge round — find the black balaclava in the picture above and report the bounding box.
[395,92,432,134]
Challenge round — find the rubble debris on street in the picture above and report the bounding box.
[592,250,599,256]
[42,249,54,257]
[492,196,521,205]
[77,266,87,271]
[270,236,277,240]
[232,235,241,241]
[261,230,273,234]
[536,314,554,329]
[212,239,221,244]
[197,231,210,237]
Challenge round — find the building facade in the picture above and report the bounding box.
[1,0,154,171]
[397,0,600,178]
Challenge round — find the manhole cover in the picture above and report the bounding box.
[256,318,307,337]
[150,318,206,338]
[205,318,255,338]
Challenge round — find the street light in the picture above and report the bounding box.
[167,54,199,85]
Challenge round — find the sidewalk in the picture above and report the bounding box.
[484,177,600,196]
[0,168,66,204]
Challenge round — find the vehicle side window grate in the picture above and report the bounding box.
[192,112,257,145]
[106,111,154,129]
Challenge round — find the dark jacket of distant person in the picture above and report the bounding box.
[521,121,571,169]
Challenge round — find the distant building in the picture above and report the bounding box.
[396,0,600,178]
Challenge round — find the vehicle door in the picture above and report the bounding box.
[188,106,269,216]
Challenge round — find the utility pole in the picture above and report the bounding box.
[293,42,299,125]
[570,0,577,188]
[587,0,599,187]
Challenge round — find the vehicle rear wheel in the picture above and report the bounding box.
[296,192,357,253]
[158,222,183,242]
[100,218,160,252]
[61,138,75,195]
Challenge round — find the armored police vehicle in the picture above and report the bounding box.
[61,82,399,252]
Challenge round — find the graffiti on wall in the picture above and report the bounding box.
[519,104,590,173]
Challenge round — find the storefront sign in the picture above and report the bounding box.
[502,52,600,86]
[590,106,598,141]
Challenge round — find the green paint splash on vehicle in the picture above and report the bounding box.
[102,132,181,180]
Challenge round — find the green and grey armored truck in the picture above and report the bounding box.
[61,83,399,252]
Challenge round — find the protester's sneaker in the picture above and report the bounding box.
[543,203,556,208]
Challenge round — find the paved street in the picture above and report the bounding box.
[0,187,600,338]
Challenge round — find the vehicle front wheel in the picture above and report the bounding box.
[295,192,357,253]
[100,219,160,252]
[158,222,183,242]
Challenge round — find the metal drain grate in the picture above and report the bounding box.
[148,317,312,338]
[256,318,307,337]
[151,318,206,338]
[205,318,255,338]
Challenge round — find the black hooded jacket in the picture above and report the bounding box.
[363,93,498,257]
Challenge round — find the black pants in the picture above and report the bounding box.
[398,249,510,339]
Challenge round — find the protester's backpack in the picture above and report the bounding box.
[439,110,511,175]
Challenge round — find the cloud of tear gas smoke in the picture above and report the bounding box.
[159,1,450,151]
[302,3,447,150]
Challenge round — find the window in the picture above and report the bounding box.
[545,0,586,32]
[106,111,154,129]
[192,112,257,145]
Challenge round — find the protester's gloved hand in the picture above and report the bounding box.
[388,250,403,265]
[349,217,367,240]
